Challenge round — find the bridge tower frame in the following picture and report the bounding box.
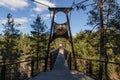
[44,7,77,71]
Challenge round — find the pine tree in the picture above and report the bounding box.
[2,13,20,63]
[1,13,20,80]
[30,15,48,69]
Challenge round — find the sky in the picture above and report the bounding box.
[0,0,120,35]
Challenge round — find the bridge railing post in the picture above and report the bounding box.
[31,59,34,78]
[68,53,72,70]
[85,60,88,74]
[1,65,6,80]
[50,53,52,70]
[88,60,93,76]
[85,60,93,76]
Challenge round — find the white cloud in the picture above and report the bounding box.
[15,17,29,24]
[33,4,46,12]
[0,0,28,10]
[15,17,30,29]
[0,19,6,25]
[42,12,55,20]
[33,0,56,13]
[0,17,29,29]
[43,14,51,20]
[30,14,36,17]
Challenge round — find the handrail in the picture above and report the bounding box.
[0,59,31,67]
[77,57,120,80]
[0,57,46,67]
[0,57,46,80]
[77,57,120,65]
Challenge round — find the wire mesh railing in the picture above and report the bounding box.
[77,57,120,80]
[0,57,46,80]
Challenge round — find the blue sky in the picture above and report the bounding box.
[0,0,120,35]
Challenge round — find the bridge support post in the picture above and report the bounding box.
[1,65,6,80]
[99,0,107,79]
[31,59,34,78]
[66,12,77,70]
[88,61,93,76]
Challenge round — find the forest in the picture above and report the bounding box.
[0,0,120,80]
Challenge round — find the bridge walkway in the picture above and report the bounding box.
[31,51,94,80]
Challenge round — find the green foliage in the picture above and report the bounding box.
[50,38,71,51]
[75,0,120,79]
[2,13,20,63]
[30,15,48,57]
[0,34,4,62]
[16,33,31,60]
[74,31,99,59]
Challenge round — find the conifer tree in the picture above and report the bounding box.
[2,13,20,63]
[30,15,48,68]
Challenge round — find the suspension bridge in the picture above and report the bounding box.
[0,0,120,80]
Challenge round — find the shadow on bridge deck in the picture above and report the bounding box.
[31,52,94,80]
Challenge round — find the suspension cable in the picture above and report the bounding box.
[31,0,50,8]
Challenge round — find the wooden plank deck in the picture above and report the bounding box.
[31,52,94,80]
